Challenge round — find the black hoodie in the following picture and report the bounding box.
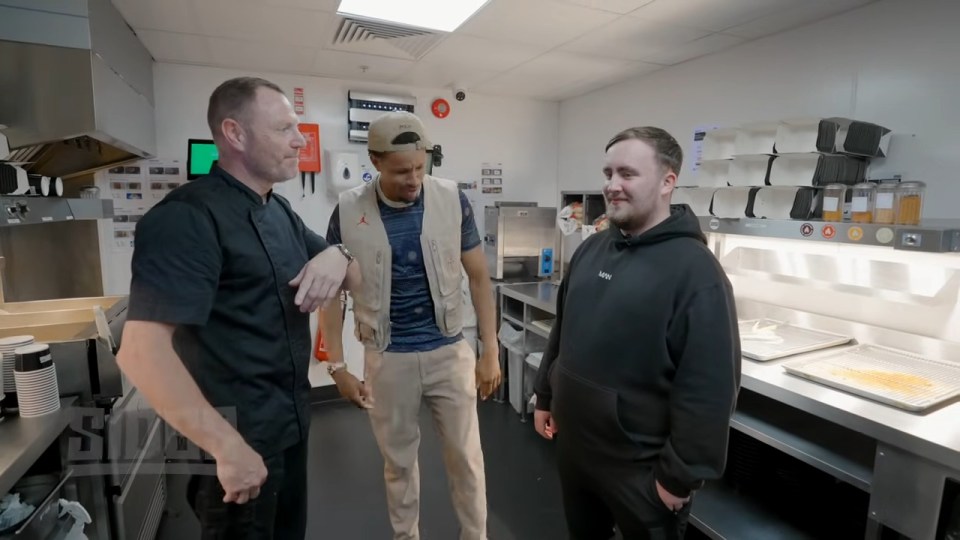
[535,204,741,498]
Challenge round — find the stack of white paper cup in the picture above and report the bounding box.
[0,335,35,411]
[13,343,60,418]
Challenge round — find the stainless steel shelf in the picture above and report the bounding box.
[526,322,551,339]
[691,480,817,540]
[699,216,960,252]
[502,313,524,328]
[1,197,113,227]
[499,282,559,314]
[732,390,875,492]
[0,397,78,496]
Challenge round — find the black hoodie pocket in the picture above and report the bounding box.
[553,365,638,461]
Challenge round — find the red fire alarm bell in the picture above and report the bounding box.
[431,98,450,119]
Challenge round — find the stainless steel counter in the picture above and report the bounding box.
[498,274,960,537]
[499,282,559,314]
[740,355,960,471]
[497,281,960,476]
[0,397,78,496]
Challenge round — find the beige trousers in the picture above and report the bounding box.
[364,339,488,540]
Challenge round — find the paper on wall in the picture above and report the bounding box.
[106,159,185,252]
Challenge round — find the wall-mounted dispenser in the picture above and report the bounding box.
[328,151,361,193]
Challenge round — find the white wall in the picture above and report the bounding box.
[558,0,960,219]
[152,63,559,226]
[107,62,559,386]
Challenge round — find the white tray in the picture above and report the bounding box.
[739,319,852,361]
[782,344,960,412]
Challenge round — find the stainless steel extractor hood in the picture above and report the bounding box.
[0,0,156,178]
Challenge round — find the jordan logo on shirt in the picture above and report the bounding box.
[598,271,613,281]
[358,213,369,226]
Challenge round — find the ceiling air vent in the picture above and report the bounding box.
[332,16,443,60]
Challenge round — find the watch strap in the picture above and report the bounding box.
[334,243,354,263]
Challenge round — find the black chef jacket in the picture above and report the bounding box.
[127,164,328,458]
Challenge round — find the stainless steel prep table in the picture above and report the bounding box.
[497,279,960,539]
[498,282,558,420]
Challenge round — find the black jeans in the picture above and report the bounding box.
[187,440,308,540]
[557,442,691,540]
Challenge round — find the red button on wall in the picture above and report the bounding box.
[432,98,450,119]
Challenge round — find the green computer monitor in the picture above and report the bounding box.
[187,139,219,179]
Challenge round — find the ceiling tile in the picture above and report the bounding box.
[135,29,213,64]
[117,0,877,101]
[724,0,874,39]
[560,16,710,61]
[311,50,415,81]
[112,0,200,33]
[549,0,656,15]
[207,37,317,74]
[256,0,339,11]
[474,51,646,99]
[194,0,334,48]
[640,32,746,65]
[391,62,500,89]
[550,63,662,99]
[458,0,618,49]
[420,34,545,73]
[629,0,798,32]
[472,74,559,99]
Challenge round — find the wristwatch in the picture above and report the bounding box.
[326,361,347,376]
[334,243,355,264]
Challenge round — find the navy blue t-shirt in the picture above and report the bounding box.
[327,187,480,353]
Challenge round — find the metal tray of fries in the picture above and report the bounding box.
[739,318,853,361]
[782,344,960,412]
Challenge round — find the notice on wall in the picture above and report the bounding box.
[106,164,144,252]
[691,125,720,173]
[293,87,305,116]
[146,160,185,211]
[480,162,504,198]
[106,159,185,252]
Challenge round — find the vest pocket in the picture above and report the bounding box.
[428,239,463,335]
[355,249,388,347]
[360,249,385,310]
[428,239,461,296]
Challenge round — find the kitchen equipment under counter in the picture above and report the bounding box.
[0,397,78,498]
[484,203,557,281]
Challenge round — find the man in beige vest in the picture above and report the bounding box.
[320,111,501,540]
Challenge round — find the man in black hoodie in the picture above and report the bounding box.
[534,127,741,539]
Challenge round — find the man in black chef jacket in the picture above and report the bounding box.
[533,126,741,539]
[116,77,359,539]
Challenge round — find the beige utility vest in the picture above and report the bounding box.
[339,174,464,352]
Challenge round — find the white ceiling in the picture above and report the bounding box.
[114,0,876,101]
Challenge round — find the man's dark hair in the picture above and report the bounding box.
[207,77,284,138]
[605,127,683,176]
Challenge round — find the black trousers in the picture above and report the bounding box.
[187,440,308,540]
[557,443,691,540]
